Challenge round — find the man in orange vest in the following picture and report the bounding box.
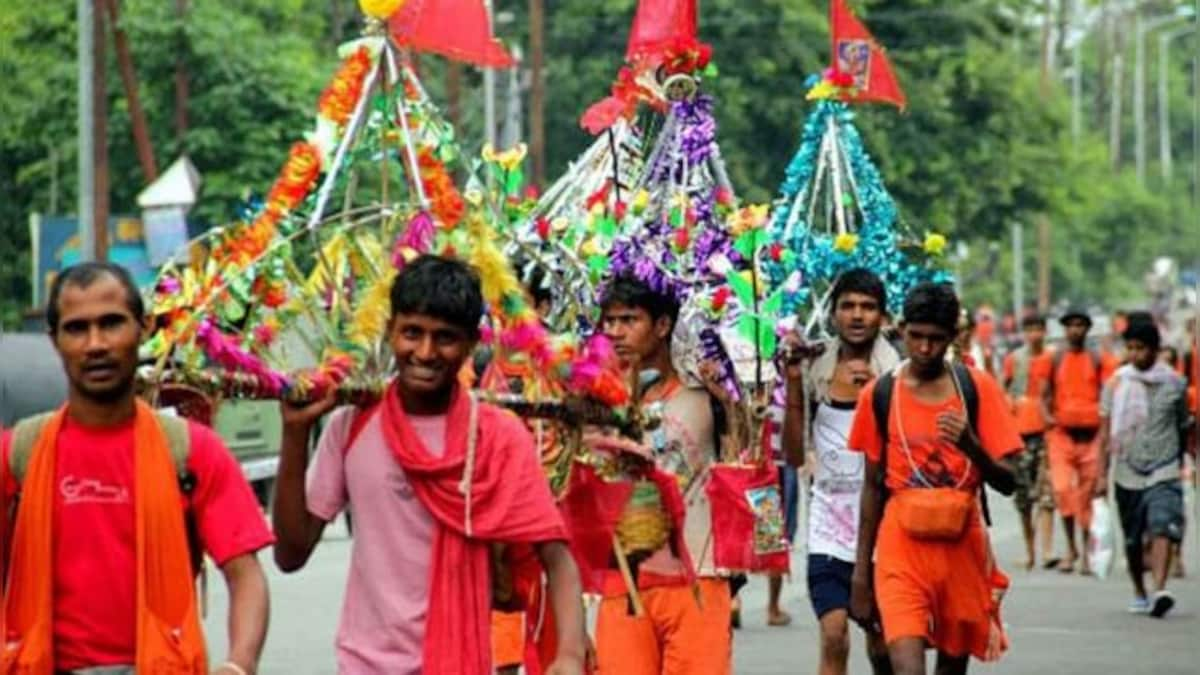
[2,262,272,674]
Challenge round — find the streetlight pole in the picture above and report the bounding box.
[1160,25,1197,181]
[1135,8,1194,185]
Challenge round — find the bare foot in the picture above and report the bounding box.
[767,609,792,627]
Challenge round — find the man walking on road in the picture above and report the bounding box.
[1098,318,1192,617]
[272,255,586,674]
[1043,308,1115,574]
[1,262,272,674]
[1002,314,1056,570]
[849,282,1021,675]
[781,268,898,675]
[591,274,734,675]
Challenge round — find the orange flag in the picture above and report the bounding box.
[830,0,907,109]
[390,0,514,68]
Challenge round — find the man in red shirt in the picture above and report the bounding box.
[1043,308,1115,574]
[1,262,272,674]
[1002,315,1055,570]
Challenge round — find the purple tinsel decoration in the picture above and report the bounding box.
[699,327,741,402]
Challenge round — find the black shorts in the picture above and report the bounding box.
[1116,481,1185,552]
[807,554,855,619]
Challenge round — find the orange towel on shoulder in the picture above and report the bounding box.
[2,402,205,674]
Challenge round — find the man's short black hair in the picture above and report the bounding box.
[1122,312,1161,351]
[828,268,887,313]
[390,255,483,338]
[1021,314,1047,329]
[600,274,681,328]
[46,262,145,333]
[902,282,960,333]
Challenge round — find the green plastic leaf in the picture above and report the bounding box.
[703,63,720,78]
[726,271,754,307]
[759,324,778,358]
[505,168,524,196]
[670,206,685,228]
[588,254,609,274]
[598,215,617,238]
[733,230,761,260]
[737,314,758,343]
[762,287,785,315]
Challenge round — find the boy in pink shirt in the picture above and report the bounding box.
[272,255,586,674]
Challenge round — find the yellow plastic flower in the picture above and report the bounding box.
[806,80,837,101]
[481,142,528,171]
[359,0,406,20]
[924,232,948,256]
[631,189,651,214]
[833,232,859,253]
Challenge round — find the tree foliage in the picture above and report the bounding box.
[0,0,1196,328]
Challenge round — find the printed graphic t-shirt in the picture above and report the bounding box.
[1,416,273,670]
[808,400,863,563]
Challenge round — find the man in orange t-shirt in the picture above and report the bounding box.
[1002,314,1055,570]
[849,283,1021,674]
[1042,308,1116,574]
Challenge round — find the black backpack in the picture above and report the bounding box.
[870,361,992,526]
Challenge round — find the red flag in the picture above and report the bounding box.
[830,0,906,109]
[625,0,699,64]
[390,0,514,68]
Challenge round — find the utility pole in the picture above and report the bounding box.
[1110,36,1124,170]
[1135,9,1145,183]
[446,62,462,131]
[78,0,95,263]
[528,0,546,186]
[93,0,109,263]
[1012,222,1025,321]
[482,0,497,149]
[1038,0,1053,312]
[175,0,189,145]
[105,0,158,182]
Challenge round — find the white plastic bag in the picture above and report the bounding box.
[1089,497,1115,580]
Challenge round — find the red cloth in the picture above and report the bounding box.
[625,0,698,64]
[559,463,694,593]
[0,419,272,670]
[379,383,567,673]
[830,0,907,109]
[389,0,514,68]
[705,463,790,573]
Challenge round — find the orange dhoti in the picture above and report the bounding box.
[1046,426,1100,528]
[594,572,732,675]
[875,500,998,660]
[492,610,526,669]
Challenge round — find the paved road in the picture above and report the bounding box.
[205,486,1200,673]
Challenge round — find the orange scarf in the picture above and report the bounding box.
[1,401,206,674]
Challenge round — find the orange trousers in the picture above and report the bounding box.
[1046,427,1100,527]
[491,610,525,669]
[594,577,732,675]
[875,500,995,660]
